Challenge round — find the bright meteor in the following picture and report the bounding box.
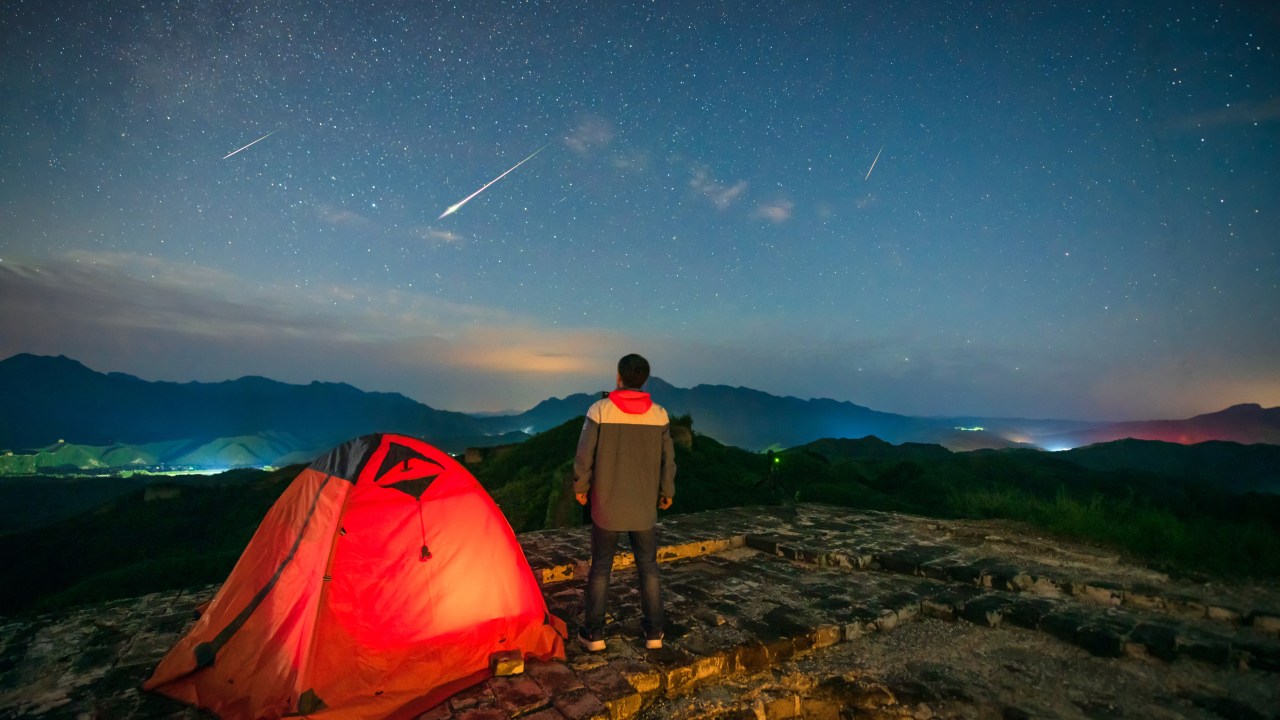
[221,130,278,160]
[864,145,883,181]
[438,142,551,220]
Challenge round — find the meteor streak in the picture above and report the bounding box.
[864,145,883,181]
[221,130,278,160]
[438,142,551,220]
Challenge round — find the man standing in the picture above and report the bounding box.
[573,353,676,651]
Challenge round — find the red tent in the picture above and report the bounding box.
[144,433,565,719]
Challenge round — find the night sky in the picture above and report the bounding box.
[2,1,1277,421]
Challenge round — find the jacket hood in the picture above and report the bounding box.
[609,388,653,414]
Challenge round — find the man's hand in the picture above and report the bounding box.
[575,492,589,506]
[658,496,673,510]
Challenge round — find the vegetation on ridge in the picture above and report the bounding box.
[1,418,1278,617]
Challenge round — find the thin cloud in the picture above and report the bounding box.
[315,204,369,226]
[1169,97,1280,131]
[417,228,464,244]
[755,200,794,223]
[690,167,747,209]
[565,116,615,154]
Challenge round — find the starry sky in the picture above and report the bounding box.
[2,0,1277,421]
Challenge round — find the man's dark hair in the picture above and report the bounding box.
[617,353,650,389]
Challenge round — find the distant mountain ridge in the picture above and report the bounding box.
[1039,403,1280,448]
[1,354,1277,474]
[475,378,1031,451]
[0,354,505,462]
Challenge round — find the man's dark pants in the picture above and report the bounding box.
[583,524,664,637]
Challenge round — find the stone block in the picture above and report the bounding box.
[814,624,842,648]
[1249,612,1280,635]
[1002,598,1056,631]
[944,562,984,586]
[735,642,771,673]
[959,595,1009,628]
[920,598,956,621]
[923,584,984,615]
[1040,609,1086,644]
[985,564,1028,591]
[611,659,661,697]
[800,697,844,720]
[1234,638,1280,672]
[490,649,524,676]
[876,550,921,576]
[1127,622,1178,662]
[553,688,610,720]
[919,560,953,581]
[579,664,641,719]
[745,535,781,555]
[1075,623,1129,658]
[527,659,584,696]
[449,682,496,712]
[761,693,800,718]
[873,609,898,632]
[1206,605,1243,624]
[1164,595,1208,620]
[490,675,550,716]
[1070,581,1123,607]
[693,608,726,626]
[691,651,728,682]
[1121,588,1165,612]
[1175,629,1232,666]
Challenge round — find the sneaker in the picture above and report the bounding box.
[577,628,605,652]
[645,630,664,650]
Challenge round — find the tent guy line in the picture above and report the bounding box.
[437,142,552,220]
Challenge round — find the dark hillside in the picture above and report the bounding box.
[471,417,770,533]
[1061,438,1280,494]
[781,437,1280,576]
[0,466,300,616]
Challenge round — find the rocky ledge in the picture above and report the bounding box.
[2,504,1278,719]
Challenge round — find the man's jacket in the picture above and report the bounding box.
[573,389,677,531]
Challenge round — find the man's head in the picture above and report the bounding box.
[616,353,650,389]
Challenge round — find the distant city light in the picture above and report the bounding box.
[954,426,985,432]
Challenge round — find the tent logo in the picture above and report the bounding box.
[373,443,444,499]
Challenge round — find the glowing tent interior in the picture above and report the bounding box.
[144,433,566,719]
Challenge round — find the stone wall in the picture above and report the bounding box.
[2,504,1277,719]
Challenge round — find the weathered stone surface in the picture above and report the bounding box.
[1126,621,1180,662]
[526,659,584,696]
[1002,597,1058,630]
[551,688,608,720]
[960,594,1011,628]
[3,504,1279,720]
[490,675,549,716]
[577,664,640,719]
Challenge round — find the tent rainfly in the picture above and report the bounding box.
[144,433,566,719]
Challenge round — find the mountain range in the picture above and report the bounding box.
[2,353,1278,473]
